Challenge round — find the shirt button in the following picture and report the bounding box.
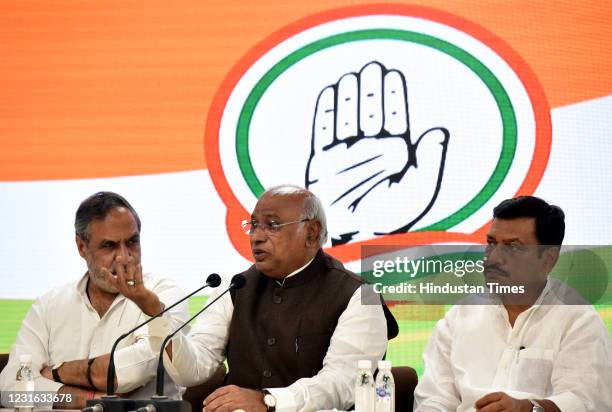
[267,337,276,346]
[272,296,282,304]
[263,369,272,378]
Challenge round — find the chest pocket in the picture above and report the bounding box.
[511,348,554,395]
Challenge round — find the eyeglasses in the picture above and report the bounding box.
[241,218,310,235]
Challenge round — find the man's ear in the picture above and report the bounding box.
[306,220,322,248]
[542,246,560,274]
[76,235,88,258]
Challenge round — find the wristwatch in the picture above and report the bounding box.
[529,399,544,412]
[262,389,276,412]
[51,362,64,384]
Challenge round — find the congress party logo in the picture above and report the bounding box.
[205,5,551,262]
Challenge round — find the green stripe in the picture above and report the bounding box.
[0,300,32,353]
[2,299,610,376]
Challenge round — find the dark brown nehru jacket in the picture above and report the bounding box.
[226,248,393,389]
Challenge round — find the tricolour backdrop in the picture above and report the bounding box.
[1,1,611,374]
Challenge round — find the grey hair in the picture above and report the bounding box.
[75,191,141,242]
[265,185,328,247]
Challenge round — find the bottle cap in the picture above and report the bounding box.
[358,360,372,369]
[378,360,392,370]
[19,354,32,364]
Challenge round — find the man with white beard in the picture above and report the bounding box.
[0,192,188,409]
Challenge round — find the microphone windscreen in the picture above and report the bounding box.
[206,273,222,288]
[230,274,247,289]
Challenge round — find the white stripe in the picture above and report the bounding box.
[534,94,612,245]
[1,95,611,298]
[0,171,249,299]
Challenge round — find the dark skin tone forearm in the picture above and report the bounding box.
[41,355,115,392]
[475,392,560,412]
[42,358,137,409]
[52,385,105,410]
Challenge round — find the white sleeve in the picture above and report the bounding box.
[0,297,62,407]
[268,286,388,412]
[414,309,461,412]
[160,286,233,388]
[114,277,189,393]
[545,307,612,412]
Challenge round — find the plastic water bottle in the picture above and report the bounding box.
[354,359,375,412]
[375,360,395,412]
[15,354,35,412]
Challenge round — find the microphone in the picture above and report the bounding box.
[104,273,222,396]
[154,274,247,398]
[82,404,104,412]
[134,405,156,412]
[229,273,247,289]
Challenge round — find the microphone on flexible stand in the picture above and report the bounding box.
[124,275,247,412]
[83,273,222,412]
[153,274,247,398]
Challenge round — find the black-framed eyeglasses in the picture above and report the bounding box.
[241,218,310,235]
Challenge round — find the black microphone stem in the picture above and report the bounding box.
[154,288,233,397]
[106,281,214,396]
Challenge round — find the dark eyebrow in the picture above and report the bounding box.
[504,238,524,245]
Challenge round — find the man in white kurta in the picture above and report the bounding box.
[414,279,612,412]
[415,196,612,412]
[0,273,187,404]
[0,192,188,409]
